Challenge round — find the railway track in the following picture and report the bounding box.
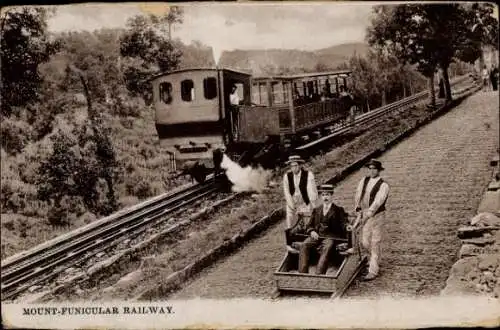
[1,74,475,302]
[0,178,221,301]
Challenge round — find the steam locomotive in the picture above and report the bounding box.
[150,67,354,182]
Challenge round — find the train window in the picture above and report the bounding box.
[283,82,289,103]
[252,83,260,104]
[271,82,284,104]
[181,79,195,102]
[203,77,217,100]
[259,83,268,105]
[159,82,173,104]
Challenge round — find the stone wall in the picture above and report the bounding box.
[441,155,500,297]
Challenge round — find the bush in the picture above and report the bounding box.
[1,180,14,211]
[119,195,140,209]
[139,144,155,159]
[18,159,40,185]
[0,117,32,154]
[47,196,85,226]
[21,200,47,218]
[112,96,142,118]
[5,192,26,214]
[133,177,154,199]
[80,211,97,225]
[120,117,134,129]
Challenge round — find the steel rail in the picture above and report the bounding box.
[1,180,220,300]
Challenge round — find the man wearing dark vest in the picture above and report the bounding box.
[283,155,318,230]
[298,184,349,274]
[353,159,389,281]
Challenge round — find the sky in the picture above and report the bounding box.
[45,2,374,54]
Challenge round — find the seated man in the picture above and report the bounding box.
[298,184,349,275]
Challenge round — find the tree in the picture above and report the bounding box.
[52,28,125,104]
[457,3,498,70]
[119,8,183,99]
[164,6,183,41]
[347,50,425,112]
[367,4,475,105]
[37,65,119,223]
[0,7,59,116]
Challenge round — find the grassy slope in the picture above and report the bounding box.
[1,102,188,260]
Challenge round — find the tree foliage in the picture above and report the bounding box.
[368,3,498,106]
[456,3,498,67]
[36,115,118,225]
[119,8,183,99]
[0,7,59,116]
[367,4,488,105]
[347,50,426,111]
[36,66,119,224]
[55,29,124,103]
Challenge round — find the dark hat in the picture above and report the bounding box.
[365,159,384,171]
[318,184,334,193]
[286,155,304,165]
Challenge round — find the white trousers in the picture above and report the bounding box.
[361,211,385,276]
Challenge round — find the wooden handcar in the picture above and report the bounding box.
[273,229,366,298]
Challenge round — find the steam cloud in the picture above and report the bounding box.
[220,154,273,193]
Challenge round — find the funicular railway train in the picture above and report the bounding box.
[150,67,356,182]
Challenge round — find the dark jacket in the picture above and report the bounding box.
[306,203,348,238]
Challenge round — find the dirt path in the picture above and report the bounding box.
[170,91,499,299]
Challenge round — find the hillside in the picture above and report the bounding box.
[316,42,370,58]
[219,42,369,75]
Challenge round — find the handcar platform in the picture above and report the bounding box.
[273,231,366,298]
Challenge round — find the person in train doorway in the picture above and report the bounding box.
[352,159,390,281]
[283,155,318,252]
[229,84,241,140]
[490,66,498,91]
[298,184,349,275]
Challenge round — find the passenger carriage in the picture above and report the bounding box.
[150,67,355,182]
[242,70,355,146]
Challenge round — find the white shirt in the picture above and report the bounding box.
[354,176,389,214]
[283,170,318,209]
[230,92,240,105]
[322,202,332,216]
[292,172,302,201]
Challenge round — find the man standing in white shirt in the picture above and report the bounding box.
[229,84,241,139]
[229,84,240,106]
[353,159,389,281]
[283,155,318,230]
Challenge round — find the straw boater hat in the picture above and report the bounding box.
[318,184,334,194]
[365,159,384,171]
[286,155,305,165]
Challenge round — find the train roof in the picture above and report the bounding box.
[253,69,352,82]
[148,67,252,82]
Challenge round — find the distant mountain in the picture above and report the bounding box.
[316,42,370,59]
[218,42,369,75]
